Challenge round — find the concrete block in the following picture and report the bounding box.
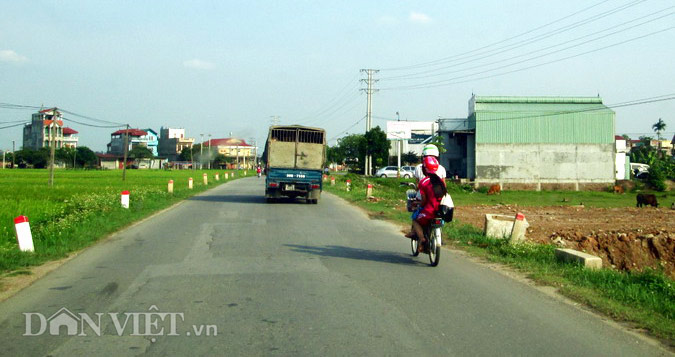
[555,248,602,270]
[484,214,515,239]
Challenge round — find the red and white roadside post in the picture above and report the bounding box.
[168,180,174,193]
[121,190,130,209]
[215,173,220,181]
[366,184,373,197]
[330,177,335,186]
[225,173,229,180]
[346,179,351,191]
[203,173,208,185]
[510,212,528,244]
[14,216,34,252]
[188,177,194,189]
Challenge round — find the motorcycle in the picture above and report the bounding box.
[406,188,451,267]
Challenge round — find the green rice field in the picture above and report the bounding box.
[0,169,248,272]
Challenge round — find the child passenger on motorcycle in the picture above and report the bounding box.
[406,156,447,252]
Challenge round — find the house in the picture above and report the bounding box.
[203,138,255,168]
[106,128,158,156]
[22,108,79,150]
[158,127,194,161]
[96,153,166,170]
[438,95,616,190]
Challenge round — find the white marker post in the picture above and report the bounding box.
[121,190,130,209]
[225,173,229,180]
[168,180,174,193]
[346,179,351,192]
[215,173,220,181]
[366,184,373,197]
[14,216,34,252]
[188,177,193,189]
[203,173,208,185]
[330,177,335,186]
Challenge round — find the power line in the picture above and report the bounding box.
[0,122,28,130]
[456,94,675,124]
[61,116,125,129]
[301,93,363,127]
[381,26,674,90]
[381,6,675,81]
[58,108,126,126]
[328,115,367,142]
[380,0,633,71]
[296,73,361,123]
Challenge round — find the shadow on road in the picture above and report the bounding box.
[285,244,423,266]
[188,195,266,204]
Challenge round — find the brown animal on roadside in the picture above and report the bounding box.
[487,184,501,195]
[636,193,658,208]
[613,185,624,194]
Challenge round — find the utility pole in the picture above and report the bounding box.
[122,124,129,181]
[396,111,401,178]
[207,134,211,170]
[250,137,257,167]
[270,116,280,126]
[12,140,15,168]
[200,134,204,169]
[48,108,58,187]
[360,69,379,176]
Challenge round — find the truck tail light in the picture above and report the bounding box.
[311,184,320,189]
[269,182,278,188]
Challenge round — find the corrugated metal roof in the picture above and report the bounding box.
[470,96,615,144]
[474,96,603,104]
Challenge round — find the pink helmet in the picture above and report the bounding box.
[423,156,439,174]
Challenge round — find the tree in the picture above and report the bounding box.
[402,151,419,165]
[364,126,389,169]
[212,154,230,168]
[76,146,98,168]
[652,118,666,141]
[179,144,200,162]
[128,146,154,159]
[56,147,77,168]
[427,135,446,154]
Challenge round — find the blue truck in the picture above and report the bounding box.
[264,125,326,204]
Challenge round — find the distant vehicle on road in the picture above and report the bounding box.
[375,166,414,178]
[264,125,325,203]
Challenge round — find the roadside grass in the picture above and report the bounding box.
[324,173,675,342]
[0,169,251,274]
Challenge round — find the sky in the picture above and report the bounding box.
[1,0,673,152]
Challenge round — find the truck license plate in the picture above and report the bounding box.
[285,184,295,190]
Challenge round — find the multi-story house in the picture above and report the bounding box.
[22,108,79,150]
[204,138,255,168]
[158,127,194,161]
[106,128,158,156]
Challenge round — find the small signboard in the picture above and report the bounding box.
[386,121,412,140]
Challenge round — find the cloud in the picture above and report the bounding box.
[183,59,215,70]
[409,12,432,24]
[0,50,28,63]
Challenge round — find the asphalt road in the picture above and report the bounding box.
[0,177,669,356]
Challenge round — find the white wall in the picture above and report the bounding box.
[474,143,614,184]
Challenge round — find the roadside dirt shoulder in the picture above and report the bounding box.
[456,205,675,278]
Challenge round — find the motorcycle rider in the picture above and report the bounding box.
[414,144,446,182]
[406,156,447,251]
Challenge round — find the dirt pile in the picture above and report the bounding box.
[456,205,675,278]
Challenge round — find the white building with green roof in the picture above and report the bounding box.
[439,95,616,190]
